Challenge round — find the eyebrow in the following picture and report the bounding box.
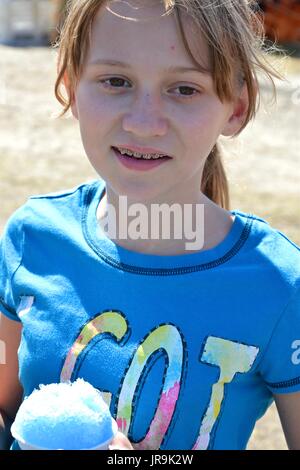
[87,59,210,75]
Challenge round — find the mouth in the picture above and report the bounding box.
[112,146,172,160]
[112,146,172,171]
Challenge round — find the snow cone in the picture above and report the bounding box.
[11,379,118,450]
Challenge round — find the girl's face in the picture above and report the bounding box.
[72,1,246,204]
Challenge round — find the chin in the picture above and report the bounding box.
[110,182,163,203]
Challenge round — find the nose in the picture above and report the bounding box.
[122,92,168,137]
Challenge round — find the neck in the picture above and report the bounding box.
[97,189,234,256]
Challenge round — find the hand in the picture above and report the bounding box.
[109,431,134,450]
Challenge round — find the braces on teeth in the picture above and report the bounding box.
[116,147,166,160]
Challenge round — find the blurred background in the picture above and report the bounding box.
[0,0,299,450]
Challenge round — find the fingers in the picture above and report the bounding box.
[109,431,134,450]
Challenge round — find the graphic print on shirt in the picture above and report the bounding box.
[115,323,186,450]
[61,310,259,449]
[194,336,259,449]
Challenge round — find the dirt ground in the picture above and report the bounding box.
[0,45,299,450]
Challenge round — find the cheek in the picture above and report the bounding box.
[76,84,116,125]
[78,99,109,125]
[185,101,229,142]
[180,104,228,161]
[181,110,215,146]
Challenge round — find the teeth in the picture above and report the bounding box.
[116,147,165,160]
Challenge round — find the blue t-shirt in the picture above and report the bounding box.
[1,179,300,450]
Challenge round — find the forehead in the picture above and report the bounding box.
[85,1,210,71]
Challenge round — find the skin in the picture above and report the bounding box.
[0,314,23,450]
[1,1,299,453]
[274,392,300,450]
[71,1,249,255]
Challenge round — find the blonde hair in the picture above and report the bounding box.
[54,0,282,209]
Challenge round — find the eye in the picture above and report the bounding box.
[171,86,200,99]
[98,78,200,99]
[98,77,131,89]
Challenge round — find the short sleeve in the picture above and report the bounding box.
[0,209,25,322]
[259,285,300,394]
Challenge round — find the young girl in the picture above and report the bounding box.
[1,0,300,451]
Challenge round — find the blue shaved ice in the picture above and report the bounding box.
[11,379,116,450]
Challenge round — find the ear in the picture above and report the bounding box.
[222,82,250,136]
[63,71,78,120]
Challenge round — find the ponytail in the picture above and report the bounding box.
[201,144,230,210]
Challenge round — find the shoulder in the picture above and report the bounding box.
[234,210,300,290]
[4,179,102,233]
[236,210,300,262]
[27,179,101,215]
[1,180,104,253]
[246,211,299,262]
